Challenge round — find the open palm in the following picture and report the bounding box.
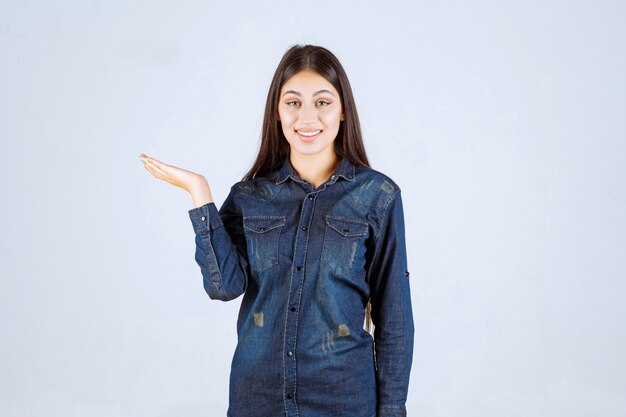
[139,152,206,194]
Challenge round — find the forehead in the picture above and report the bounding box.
[280,70,339,95]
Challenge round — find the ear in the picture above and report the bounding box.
[340,113,344,121]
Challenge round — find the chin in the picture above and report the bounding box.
[292,147,322,156]
[296,141,332,153]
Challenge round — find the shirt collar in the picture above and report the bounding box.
[275,156,356,185]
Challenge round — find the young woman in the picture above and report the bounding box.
[139,44,414,417]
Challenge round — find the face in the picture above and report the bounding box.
[278,70,344,160]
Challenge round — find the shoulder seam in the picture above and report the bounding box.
[373,188,401,241]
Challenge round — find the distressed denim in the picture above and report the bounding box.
[188,156,414,417]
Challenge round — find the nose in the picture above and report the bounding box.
[299,102,318,125]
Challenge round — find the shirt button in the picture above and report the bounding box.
[287,393,293,399]
[405,271,410,277]
[330,175,336,180]
[308,196,314,200]
[201,216,206,221]
[287,351,293,357]
[296,266,302,271]
[290,306,296,312]
[301,226,307,231]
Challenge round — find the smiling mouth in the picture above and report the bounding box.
[297,130,321,136]
[296,130,322,141]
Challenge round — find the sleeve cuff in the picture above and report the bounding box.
[188,202,223,235]
[378,404,407,417]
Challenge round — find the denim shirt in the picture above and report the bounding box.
[188,156,415,417]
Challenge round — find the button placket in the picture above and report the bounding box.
[283,192,317,416]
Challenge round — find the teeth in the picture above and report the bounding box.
[298,130,321,137]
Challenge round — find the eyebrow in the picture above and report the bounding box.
[281,89,336,98]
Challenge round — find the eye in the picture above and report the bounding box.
[316,100,331,107]
[286,101,300,107]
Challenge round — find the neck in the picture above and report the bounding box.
[290,150,340,189]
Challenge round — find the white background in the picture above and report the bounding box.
[1,1,625,416]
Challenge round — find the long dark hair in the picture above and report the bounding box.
[242,44,374,334]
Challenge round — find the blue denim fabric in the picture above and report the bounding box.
[188,156,414,417]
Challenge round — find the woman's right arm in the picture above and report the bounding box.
[188,185,250,301]
[139,152,249,301]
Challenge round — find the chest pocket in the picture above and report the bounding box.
[320,215,369,278]
[243,215,286,274]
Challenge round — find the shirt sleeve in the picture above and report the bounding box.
[366,188,415,417]
[187,185,250,301]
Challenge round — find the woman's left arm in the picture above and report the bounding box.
[366,188,415,417]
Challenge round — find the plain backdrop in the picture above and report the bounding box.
[1,1,625,416]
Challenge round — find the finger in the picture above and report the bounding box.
[144,160,167,179]
[145,161,178,187]
[138,153,153,164]
[138,154,154,168]
[142,157,164,172]
[144,163,178,187]
[143,161,163,179]
[146,164,168,177]
[144,155,170,170]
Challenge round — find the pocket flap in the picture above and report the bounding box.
[325,215,368,237]
[243,216,286,233]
